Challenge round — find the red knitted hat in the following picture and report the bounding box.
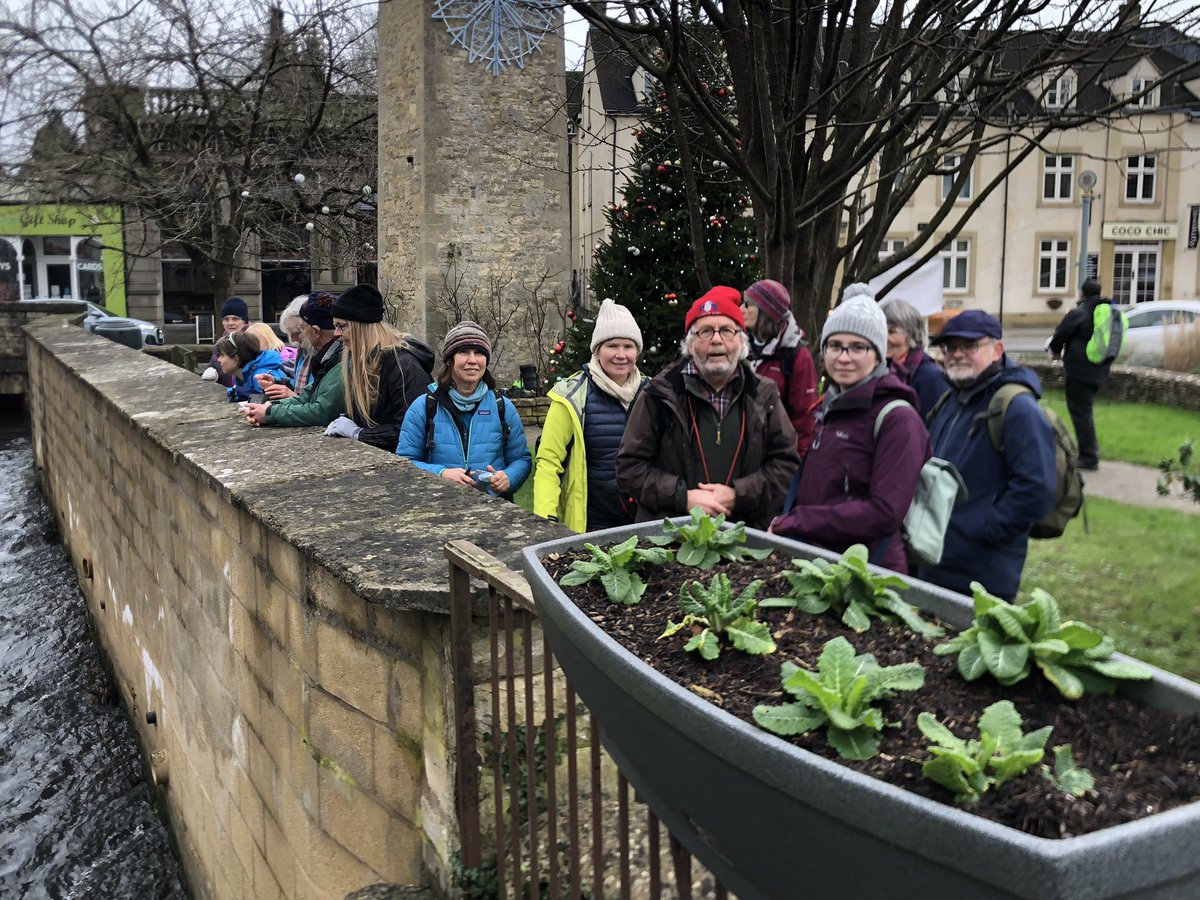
[685,286,744,333]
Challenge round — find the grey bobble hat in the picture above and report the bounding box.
[820,283,887,361]
[440,320,492,363]
[590,298,643,352]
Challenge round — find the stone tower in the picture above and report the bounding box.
[376,1,570,379]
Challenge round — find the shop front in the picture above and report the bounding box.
[0,205,127,314]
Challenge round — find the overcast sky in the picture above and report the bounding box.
[564,6,587,70]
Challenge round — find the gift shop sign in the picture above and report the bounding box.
[1102,222,1178,240]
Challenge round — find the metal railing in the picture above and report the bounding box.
[446,540,730,900]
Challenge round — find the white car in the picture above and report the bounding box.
[83,302,165,346]
[1119,300,1200,357]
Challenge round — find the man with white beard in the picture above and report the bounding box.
[917,310,1056,600]
[616,287,799,531]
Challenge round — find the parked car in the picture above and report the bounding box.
[1119,299,1200,357]
[83,302,165,346]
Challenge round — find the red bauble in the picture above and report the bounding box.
[656,164,667,174]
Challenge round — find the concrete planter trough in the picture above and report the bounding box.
[522,522,1200,900]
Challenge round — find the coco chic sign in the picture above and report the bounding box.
[1102,222,1178,240]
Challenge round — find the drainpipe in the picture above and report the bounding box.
[998,103,1015,324]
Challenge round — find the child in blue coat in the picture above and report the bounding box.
[215,331,287,403]
[395,321,530,499]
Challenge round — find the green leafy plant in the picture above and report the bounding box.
[661,575,775,660]
[933,582,1151,698]
[753,636,924,760]
[1158,440,1200,503]
[1041,744,1095,798]
[759,544,943,637]
[917,701,1055,804]
[558,536,673,605]
[647,507,773,569]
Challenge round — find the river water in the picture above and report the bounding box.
[0,407,188,899]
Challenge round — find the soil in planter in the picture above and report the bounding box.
[542,552,1200,839]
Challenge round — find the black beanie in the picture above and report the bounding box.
[220,296,249,321]
[330,284,384,323]
[1081,278,1101,299]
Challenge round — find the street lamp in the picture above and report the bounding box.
[1078,170,1098,289]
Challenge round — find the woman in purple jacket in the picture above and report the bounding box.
[770,285,930,574]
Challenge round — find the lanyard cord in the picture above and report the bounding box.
[687,395,746,486]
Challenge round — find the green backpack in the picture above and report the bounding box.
[982,385,1084,539]
[1085,302,1128,364]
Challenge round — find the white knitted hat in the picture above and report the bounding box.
[820,284,887,361]
[590,299,643,352]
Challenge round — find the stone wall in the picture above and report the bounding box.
[0,300,87,394]
[22,317,564,899]
[1025,359,1200,411]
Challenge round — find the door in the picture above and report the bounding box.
[1111,243,1160,304]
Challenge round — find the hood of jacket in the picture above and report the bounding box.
[403,336,436,377]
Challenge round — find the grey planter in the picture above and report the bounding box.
[522,522,1200,900]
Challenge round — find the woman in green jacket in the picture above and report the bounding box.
[533,300,647,532]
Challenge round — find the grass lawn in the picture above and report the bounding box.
[1040,387,1200,467]
[1021,496,1200,681]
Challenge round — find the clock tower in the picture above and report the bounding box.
[377,0,569,378]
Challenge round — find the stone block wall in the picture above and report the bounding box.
[1025,359,1200,411]
[0,300,87,394]
[22,318,564,898]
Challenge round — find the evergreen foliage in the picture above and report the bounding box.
[565,59,759,377]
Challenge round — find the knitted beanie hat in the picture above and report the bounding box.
[1081,277,1102,299]
[743,279,791,323]
[299,291,336,330]
[820,283,887,361]
[441,321,492,364]
[590,298,643,352]
[330,284,384,323]
[685,286,745,333]
[220,296,249,321]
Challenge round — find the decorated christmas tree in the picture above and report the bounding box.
[561,72,760,377]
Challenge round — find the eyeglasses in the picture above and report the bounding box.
[824,340,873,358]
[941,338,995,357]
[332,321,351,333]
[694,325,740,341]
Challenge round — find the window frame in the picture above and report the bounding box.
[1042,154,1075,202]
[1037,237,1073,293]
[940,236,972,294]
[1124,154,1157,203]
[939,153,973,203]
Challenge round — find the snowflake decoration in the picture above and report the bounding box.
[432,0,556,76]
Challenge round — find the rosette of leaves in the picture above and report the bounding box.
[933,583,1151,698]
[752,636,925,760]
[558,536,673,606]
[646,507,773,569]
[918,700,1092,804]
[759,544,942,638]
[660,574,774,660]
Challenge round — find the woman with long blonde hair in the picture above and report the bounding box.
[321,285,435,450]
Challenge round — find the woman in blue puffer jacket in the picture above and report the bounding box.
[215,331,287,403]
[395,321,531,500]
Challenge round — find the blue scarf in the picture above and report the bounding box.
[449,382,488,411]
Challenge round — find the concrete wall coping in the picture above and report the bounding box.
[24,316,567,614]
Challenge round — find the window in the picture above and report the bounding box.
[1046,75,1074,109]
[878,238,906,261]
[1042,154,1074,201]
[940,153,972,202]
[940,238,971,293]
[1111,244,1159,303]
[1038,239,1072,291]
[1129,77,1158,108]
[1125,154,1156,202]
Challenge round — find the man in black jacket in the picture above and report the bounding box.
[1048,277,1114,470]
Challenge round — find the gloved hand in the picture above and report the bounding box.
[324,415,362,440]
[201,366,219,381]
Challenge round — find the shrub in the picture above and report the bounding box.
[1162,319,1200,373]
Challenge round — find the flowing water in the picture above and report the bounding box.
[0,407,188,899]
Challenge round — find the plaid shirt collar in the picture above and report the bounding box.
[683,359,742,418]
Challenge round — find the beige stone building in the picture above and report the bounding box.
[568,26,1200,323]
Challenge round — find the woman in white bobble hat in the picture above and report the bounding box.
[770,283,931,574]
[534,299,649,532]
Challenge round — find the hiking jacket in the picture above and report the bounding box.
[750,342,819,456]
[395,384,532,494]
[352,339,435,451]
[916,358,1056,599]
[890,348,950,416]
[615,358,799,531]
[771,370,930,574]
[227,349,288,403]
[1049,296,1113,386]
[265,339,346,427]
[533,367,648,532]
